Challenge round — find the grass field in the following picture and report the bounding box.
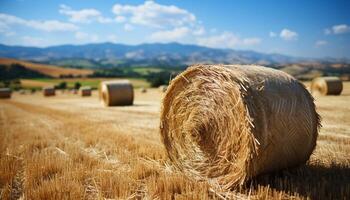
[0,83,349,199]
[20,78,150,89]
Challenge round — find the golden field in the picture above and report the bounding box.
[0,82,349,199]
[0,58,93,78]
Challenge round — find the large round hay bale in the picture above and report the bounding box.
[310,76,343,95]
[80,86,92,97]
[0,88,12,99]
[99,80,134,106]
[160,65,320,189]
[43,87,55,97]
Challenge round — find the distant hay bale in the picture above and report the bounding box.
[80,86,92,97]
[140,87,147,93]
[159,85,168,93]
[0,88,12,99]
[99,80,134,106]
[43,87,55,97]
[311,76,343,96]
[160,65,320,189]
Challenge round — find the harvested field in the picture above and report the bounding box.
[0,82,350,199]
[0,58,93,78]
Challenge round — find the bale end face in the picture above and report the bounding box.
[160,64,320,189]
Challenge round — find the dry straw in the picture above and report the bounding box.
[310,76,343,96]
[42,86,55,97]
[160,64,320,189]
[0,88,12,99]
[80,86,92,97]
[99,80,134,106]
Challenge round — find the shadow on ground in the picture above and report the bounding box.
[250,162,350,199]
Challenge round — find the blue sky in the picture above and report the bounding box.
[0,0,349,58]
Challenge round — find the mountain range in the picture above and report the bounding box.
[0,42,349,68]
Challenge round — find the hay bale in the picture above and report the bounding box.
[99,80,134,106]
[159,85,168,93]
[140,87,147,93]
[43,87,55,97]
[19,89,26,95]
[160,65,320,189]
[0,88,12,99]
[80,86,92,97]
[310,76,343,95]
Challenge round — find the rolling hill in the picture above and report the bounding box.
[0,58,93,78]
[0,42,323,67]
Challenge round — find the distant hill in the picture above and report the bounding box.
[1,42,340,68]
[1,43,349,80]
[0,58,93,78]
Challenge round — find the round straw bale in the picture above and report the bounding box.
[140,87,147,93]
[43,86,55,96]
[19,89,26,95]
[99,80,134,106]
[160,64,320,189]
[310,76,343,95]
[0,88,12,99]
[80,86,92,97]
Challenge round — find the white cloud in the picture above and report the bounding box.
[150,27,189,42]
[115,16,126,23]
[269,31,277,37]
[112,1,196,29]
[0,21,15,36]
[280,28,298,40]
[332,24,350,34]
[315,40,328,47]
[193,26,205,36]
[196,32,261,49]
[21,36,47,46]
[242,37,261,45]
[59,4,112,24]
[0,13,78,32]
[123,24,134,31]
[75,31,89,40]
[75,31,99,42]
[107,34,118,43]
[324,24,350,35]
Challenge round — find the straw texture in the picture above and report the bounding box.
[99,80,134,106]
[80,86,92,97]
[43,87,55,96]
[311,77,343,95]
[160,64,320,189]
[0,88,11,99]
